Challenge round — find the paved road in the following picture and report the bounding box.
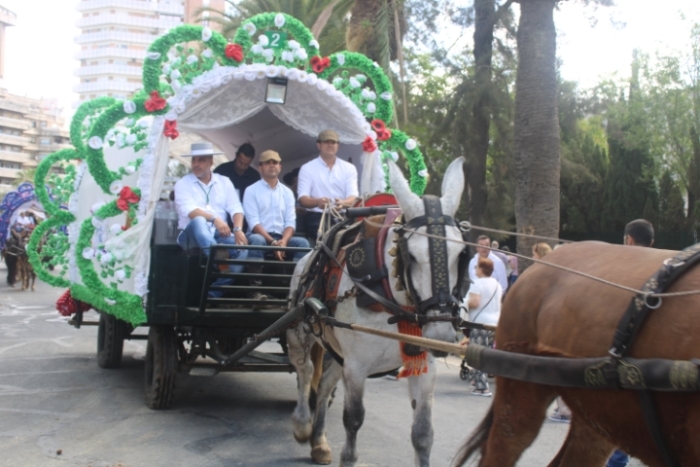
[0,273,645,467]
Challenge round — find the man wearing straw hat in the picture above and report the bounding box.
[297,129,358,239]
[174,142,248,298]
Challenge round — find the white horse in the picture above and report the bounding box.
[287,158,466,467]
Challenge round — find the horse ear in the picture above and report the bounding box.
[440,157,465,217]
[387,160,422,220]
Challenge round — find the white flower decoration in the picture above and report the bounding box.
[82,248,95,260]
[110,224,123,235]
[349,77,361,88]
[336,53,345,65]
[418,169,428,177]
[91,201,105,213]
[162,64,171,75]
[138,118,150,129]
[306,73,318,85]
[380,91,392,101]
[174,102,186,113]
[258,34,270,47]
[356,74,367,83]
[361,88,373,99]
[180,84,193,97]
[113,250,125,261]
[202,48,213,58]
[100,252,113,264]
[244,71,256,81]
[115,269,126,281]
[186,54,198,65]
[201,26,212,42]
[243,22,256,36]
[165,111,178,121]
[125,165,136,175]
[106,129,115,140]
[126,134,137,145]
[123,101,136,114]
[104,298,116,306]
[170,69,181,81]
[373,61,380,68]
[297,70,308,83]
[124,118,135,127]
[192,87,202,97]
[309,39,319,49]
[405,138,417,151]
[286,68,299,81]
[261,49,274,62]
[367,91,377,100]
[265,65,279,77]
[171,80,182,91]
[295,48,308,61]
[91,217,103,228]
[281,50,295,62]
[332,77,343,87]
[109,180,124,195]
[147,51,161,60]
[390,151,399,162]
[274,13,285,28]
[288,40,300,50]
[251,43,264,54]
[88,136,103,150]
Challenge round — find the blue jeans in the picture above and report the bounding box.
[607,450,629,467]
[246,233,310,262]
[177,216,248,297]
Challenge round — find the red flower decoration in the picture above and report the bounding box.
[56,289,91,317]
[311,56,331,74]
[371,119,387,132]
[164,120,179,140]
[362,136,378,153]
[376,128,392,141]
[117,186,140,211]
[225,43,244,62]
[144,90,167,113]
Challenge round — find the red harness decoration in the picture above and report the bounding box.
[397,319,428,378]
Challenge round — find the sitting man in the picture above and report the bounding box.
[244,150,310,265]
[174,142,248,298]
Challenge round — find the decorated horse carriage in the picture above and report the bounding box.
[27,13,430,411]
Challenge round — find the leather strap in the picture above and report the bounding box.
[638,390,680,467]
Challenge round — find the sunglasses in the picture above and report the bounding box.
[262,160,280,165]
[318,140,339,145]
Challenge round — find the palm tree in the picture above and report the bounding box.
[12,168,37,187]
[204,0,354,56]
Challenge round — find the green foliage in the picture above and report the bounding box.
[657,170,687,232]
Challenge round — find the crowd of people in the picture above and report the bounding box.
[173,129,358,300]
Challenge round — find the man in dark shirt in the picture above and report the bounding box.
[214,143,260,201]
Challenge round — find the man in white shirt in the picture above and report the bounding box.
[244,150,310,263]
[297,129,359,238]
[174,142,248,298]
[468,235,508,293]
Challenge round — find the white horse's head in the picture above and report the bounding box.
[388,158,466,349]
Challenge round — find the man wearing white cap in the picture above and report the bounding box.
[174,142,248,298]
[297,129,358,238]
[244,150,310,263]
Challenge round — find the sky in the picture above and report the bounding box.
[1,0,699,119]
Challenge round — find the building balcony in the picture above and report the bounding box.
[75,47,147,61]
[73,80,142,94]
[75,64,142,78]
[75,30,157,45]
[0,150,31,164]
[77,0,183,16]
[76,12,182,30]
[0,167,20,179]
[0,133,30,146]
[0,116,31,130]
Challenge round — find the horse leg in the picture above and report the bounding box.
[287,324,316,443]
[339,367,366,467]
[310,355,343,465]
[309,342,324,408]
[455,378,556,467]
[547,418,613,467]
[408,362,437,467]
[30,269,35,291]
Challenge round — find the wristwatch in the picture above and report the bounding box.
[233,226,242,232]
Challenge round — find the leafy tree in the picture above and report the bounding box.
[657,170,687,232]
[345,0,406,72]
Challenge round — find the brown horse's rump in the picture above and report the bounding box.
[456,241,700,467]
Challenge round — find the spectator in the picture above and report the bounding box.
[468,235,508,292]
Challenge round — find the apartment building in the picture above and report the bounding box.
[74,0,226,106]
[0,4,16,86]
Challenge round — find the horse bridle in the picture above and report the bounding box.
[393,195,468,322]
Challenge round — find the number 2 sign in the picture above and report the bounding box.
[264,31,288,49]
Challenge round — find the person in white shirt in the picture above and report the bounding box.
[463,257,502,397]
[297,129,359,238]
[468,234,508,293]
[174,142,248,298]
[243,150,310,263]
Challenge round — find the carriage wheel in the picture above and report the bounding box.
[144,325,179,410]
[97,312,127,369]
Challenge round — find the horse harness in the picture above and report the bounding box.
[464,244,700,467]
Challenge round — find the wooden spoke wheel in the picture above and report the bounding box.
[144,325,179,410]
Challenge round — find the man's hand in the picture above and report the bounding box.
[213,217,231,237]
[272,239,287,261]
[234,230,248,245]
[316,197,331,209]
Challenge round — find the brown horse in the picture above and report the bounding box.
[455,241,700,467]
[7,230,36,291]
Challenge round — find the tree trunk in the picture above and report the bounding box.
[513,0,561,270]
[345,0,406,71]
[468,0,495,245]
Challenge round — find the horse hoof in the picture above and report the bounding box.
[311,445,332,465]
[293,424,312,443]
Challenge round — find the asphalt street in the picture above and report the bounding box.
[0,269,645,467]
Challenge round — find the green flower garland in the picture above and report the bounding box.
[233,13,317,62]
[380,130,427,195]
[70,97,116,154]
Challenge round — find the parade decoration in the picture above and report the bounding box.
[29,13,428,326]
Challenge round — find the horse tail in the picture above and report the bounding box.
[453,403,494,466]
